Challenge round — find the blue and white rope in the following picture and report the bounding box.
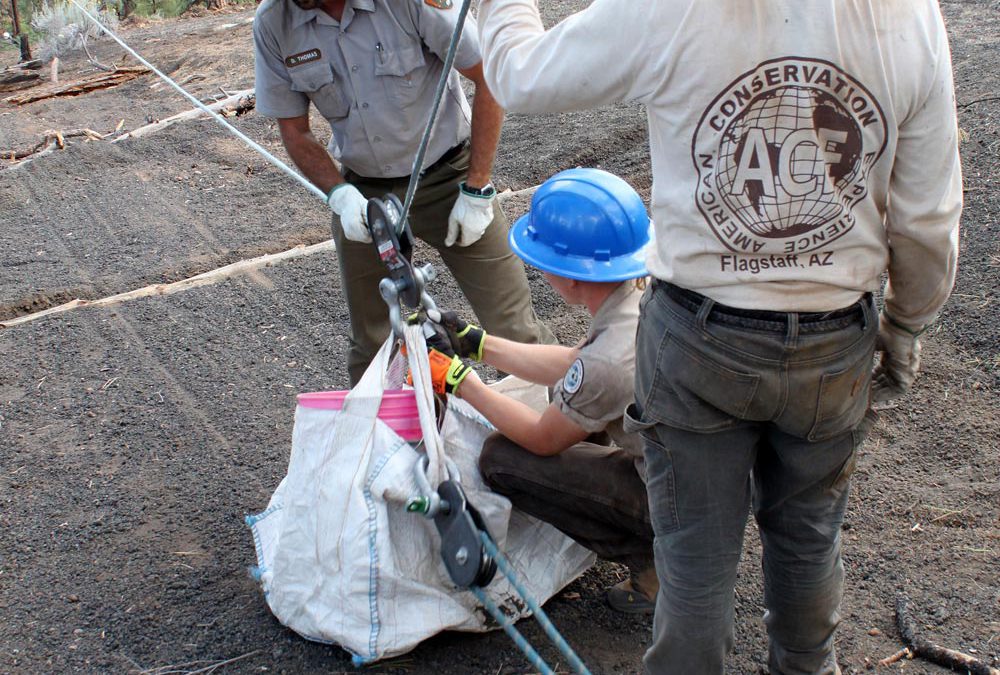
[478,533,593,675]
[66,0,327,203]
[471,585,556,675]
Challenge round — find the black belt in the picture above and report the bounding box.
[345,141,468,183]
[656,280,870,331]
[423,141,468,174]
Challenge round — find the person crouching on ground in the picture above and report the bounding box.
[421,167,658,613]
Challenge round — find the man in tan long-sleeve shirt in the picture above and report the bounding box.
[475,1,962,673]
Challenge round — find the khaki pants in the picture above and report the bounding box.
[334,144,556,385]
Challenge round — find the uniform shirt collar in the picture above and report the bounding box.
[289,0,375,30]
[589,281,639,339]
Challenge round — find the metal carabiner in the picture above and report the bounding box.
[406,453,460,518]
[368,194,438,338]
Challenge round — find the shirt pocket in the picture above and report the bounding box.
[288,61,350,120]
[374,40,427,109]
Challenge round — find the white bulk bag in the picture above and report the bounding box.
[247,325,594,664]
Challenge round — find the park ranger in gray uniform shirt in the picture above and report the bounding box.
[253,0,553,384]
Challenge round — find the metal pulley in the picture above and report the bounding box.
[407,455,497,589]
[367,194,438,338]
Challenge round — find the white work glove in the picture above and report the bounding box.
[327,183,371,244]
[446,182,496,247]
[871,311,924,403]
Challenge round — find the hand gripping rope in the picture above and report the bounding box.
[69,2,592,672]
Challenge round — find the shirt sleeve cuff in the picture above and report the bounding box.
[555,396,610,434]
[256,101,311,119]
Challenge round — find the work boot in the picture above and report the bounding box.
[606,565,659,615]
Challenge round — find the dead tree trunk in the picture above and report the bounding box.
[9,0,33,62]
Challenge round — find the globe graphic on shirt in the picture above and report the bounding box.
[714,86,864,238]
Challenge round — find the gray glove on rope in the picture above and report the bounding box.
[871,311,925,403]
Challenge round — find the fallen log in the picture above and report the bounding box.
[4,65,150,105]
[2,128,106,161]
[2,89,255,166]
[111,88,254,142]
[0,69,41,93]
[7,59,43,71]
[895,595,999,675]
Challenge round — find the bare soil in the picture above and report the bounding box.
[0,3,997,674]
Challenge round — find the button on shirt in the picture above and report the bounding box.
[553,282,643,457]
[254,0,478,178]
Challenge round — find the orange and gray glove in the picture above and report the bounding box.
[871,311,924,403]
[403,316,473,395]
[426,347,472,395]
[426,309,486,362]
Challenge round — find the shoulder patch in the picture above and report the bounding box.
[285,48,321,68]
[424,0,453,8]
[563,359,585,396]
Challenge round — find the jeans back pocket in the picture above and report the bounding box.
[637,327,761,433]
[807,355,873,441]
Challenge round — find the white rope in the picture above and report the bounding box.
[404,323,446,488]
[66,0,327,203]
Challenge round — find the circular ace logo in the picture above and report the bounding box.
[692,57,887,255]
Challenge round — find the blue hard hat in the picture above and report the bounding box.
[509,168,650,282]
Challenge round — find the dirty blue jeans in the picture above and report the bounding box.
[627,281,876,675]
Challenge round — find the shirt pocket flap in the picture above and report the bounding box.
[288,62,349,120]
[374,42,426,78]
[288,61,335,92]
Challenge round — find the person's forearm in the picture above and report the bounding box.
[482,335,577,387]
[460,377,563,455]
[278,122,345,195]
[463,66,504,187]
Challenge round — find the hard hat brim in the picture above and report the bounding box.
[509,213,649,282]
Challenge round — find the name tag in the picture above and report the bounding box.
[285,49,322,67]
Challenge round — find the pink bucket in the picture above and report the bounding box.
[296,389,423,442]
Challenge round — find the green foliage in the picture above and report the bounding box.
[2,0,253,28]
[114,0,191,18]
